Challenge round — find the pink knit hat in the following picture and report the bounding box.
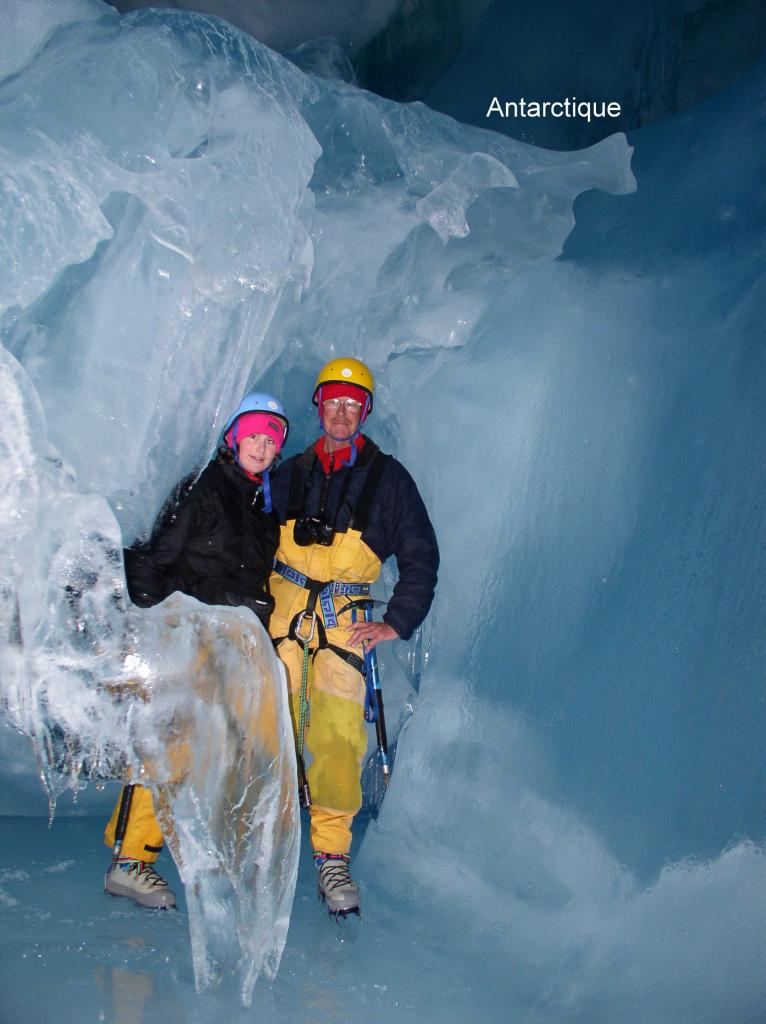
[226,412,285,453]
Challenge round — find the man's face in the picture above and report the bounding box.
[322,395,363,438]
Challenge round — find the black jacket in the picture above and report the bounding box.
[124,457,279,625]
[270,437,439,640]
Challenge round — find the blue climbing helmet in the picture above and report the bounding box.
[222,391,290,450]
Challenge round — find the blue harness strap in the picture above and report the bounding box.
[273,560,371,629]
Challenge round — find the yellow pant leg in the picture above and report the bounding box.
[104,785,164,863]
[277,640,367,855]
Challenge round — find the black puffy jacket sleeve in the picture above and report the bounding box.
[375,460,439,642]
[124,477,201,608]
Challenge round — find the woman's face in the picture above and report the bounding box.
[238,432,277,475]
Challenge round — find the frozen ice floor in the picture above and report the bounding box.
[0,813,353,1024]
[0,811,493,1024]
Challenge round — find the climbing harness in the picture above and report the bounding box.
[274,560,370,630]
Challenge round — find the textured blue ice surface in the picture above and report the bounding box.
[1,3,765,1022]
[0,811,489,1024]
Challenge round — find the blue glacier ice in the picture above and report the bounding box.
[0,2,764,1021]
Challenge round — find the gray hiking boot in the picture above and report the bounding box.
[104,859,176,909]
[315,854,361,916]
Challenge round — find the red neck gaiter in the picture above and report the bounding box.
[314,434,365,475]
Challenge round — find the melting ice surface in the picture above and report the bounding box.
[0,2,765,1021]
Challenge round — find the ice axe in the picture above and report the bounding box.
[111,784,135,862]
[351,601,390,785]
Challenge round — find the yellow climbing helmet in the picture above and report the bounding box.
[312,356,375,411]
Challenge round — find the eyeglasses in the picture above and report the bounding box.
[322,398,363,413]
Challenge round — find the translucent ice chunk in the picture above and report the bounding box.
[0,346,298,1005]
[0,0,107,83]
[0,11,320,540]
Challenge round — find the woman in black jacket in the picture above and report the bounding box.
[124,392,289,626]
[103,391,290,909]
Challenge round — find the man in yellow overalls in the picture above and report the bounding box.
[269,357,439,915]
